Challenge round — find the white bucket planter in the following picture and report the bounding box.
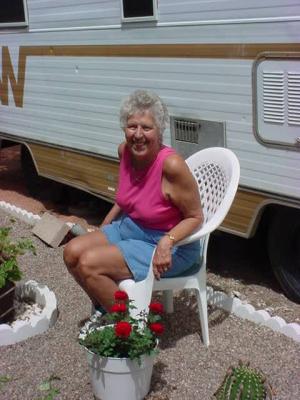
[85,348,155,400]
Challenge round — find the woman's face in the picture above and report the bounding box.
[125,110,161,164]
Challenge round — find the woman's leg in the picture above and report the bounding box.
[64,230,109,268]
[63,230,110,304]
[76,244,133,311]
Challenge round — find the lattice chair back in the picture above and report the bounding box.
[177,147,240,246]
[195,162,228,224]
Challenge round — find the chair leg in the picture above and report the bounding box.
[162,290,174,313]
[195,287,209,346]
[119,275,154,318]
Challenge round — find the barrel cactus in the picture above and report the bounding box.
[214,361,273,400]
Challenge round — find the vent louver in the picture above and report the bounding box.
[174,119,200,143]
[263,71,284,124]
[171,117,225,159]
[288,72,300,126]
[256,57,300,149]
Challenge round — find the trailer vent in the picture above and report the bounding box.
[288,72,300,126]
[255,57,300,150]
[174,119,200,143]
[263,71,284,124]
[170,117,225,160]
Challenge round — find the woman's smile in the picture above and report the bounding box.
[125,111,161,165]
[133,142,146,151]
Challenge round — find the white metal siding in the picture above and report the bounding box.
[0,56,250,151]
[26,0,300,30]
[158,0,300,23]
[28,0,120,29]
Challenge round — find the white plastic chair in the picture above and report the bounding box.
[119,147,240,346]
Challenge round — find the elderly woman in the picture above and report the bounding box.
[63,89,203,315]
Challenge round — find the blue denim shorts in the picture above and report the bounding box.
[101,215,201,282]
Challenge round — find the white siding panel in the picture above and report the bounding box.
[23,22,297,44]
[1,55,252,150]
[159,0,300,22]
[2,21,300,45]
[28,0,120,29]
[29,0,114,10]
[26,0,300,30]
[0,56,252,153]
[236,147,300,193]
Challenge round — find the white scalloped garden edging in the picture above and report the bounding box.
[0,200,41,225]
[0,200,299,343]
[207,287,300,343]
[0,280,58,346]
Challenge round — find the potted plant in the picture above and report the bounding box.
[79,290,165,400]
[0,226,36,323]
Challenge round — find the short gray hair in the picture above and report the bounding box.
[120,90,169,137]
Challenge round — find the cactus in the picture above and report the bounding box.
[214,361,273,400]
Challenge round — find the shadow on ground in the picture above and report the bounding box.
[153,291,230,350]
[207,229,282,294]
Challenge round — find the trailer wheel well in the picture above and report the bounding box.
[0,139,18,149]
[21,145,48,197]
[266,204,300,303]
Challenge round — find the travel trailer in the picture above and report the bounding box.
[0,0,300,301]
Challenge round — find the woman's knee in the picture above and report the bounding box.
[74,245,129,281]
[63,239,81,268]
[77,246,120,279]
[77,251,101,279]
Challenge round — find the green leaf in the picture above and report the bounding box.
[0,375,12,391]
[37,376,60,400]
[0,226,35,288]
[40,388,60,400]
[38,381,51,391]
[0,274,6,288]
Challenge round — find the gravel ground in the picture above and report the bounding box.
[1,209,300,400]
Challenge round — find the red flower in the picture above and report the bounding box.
[114,290,129,301]
[149,302,164,314]
[149,323,165,336]
[110,303,127,313]
[115,321,132,338]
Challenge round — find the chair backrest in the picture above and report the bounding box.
[177,147,240,246]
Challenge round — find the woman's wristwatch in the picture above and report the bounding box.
[165,233,175,244]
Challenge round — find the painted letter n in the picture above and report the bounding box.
[0,47,25,108]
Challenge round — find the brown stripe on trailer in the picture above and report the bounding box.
[221,190,269,237]
[26,143,119,202]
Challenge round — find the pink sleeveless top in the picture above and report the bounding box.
[116,145,183,230]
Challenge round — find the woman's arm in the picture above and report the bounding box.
[152,154,204,279]
[100,203,122,227]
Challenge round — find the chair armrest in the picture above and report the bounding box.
[177,223,213,246]
[177,209,227,245]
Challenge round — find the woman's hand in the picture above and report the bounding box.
[152,236,173,280]
[99,203,122,228]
